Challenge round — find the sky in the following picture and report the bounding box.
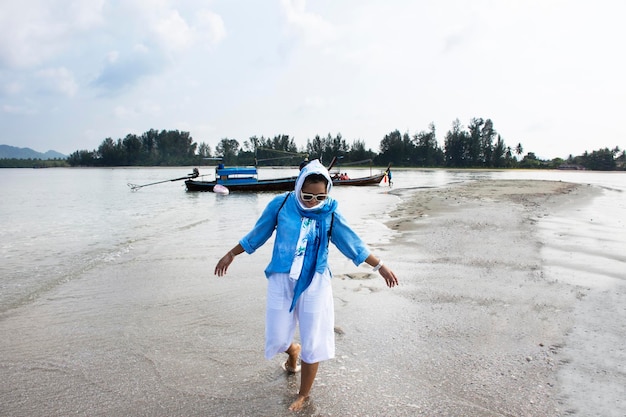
[0,0,624,160]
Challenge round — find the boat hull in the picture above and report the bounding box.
[185,178,297,192]
[332,172,386,186]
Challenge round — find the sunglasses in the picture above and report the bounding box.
[300,191,328,202]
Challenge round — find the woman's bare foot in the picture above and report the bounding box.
[288,394,309,411]
[289,361,318,411]
[284,343,301,373]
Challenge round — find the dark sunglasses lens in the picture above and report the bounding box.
[301,193,313,201]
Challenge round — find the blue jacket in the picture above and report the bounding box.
[239,192,370,277]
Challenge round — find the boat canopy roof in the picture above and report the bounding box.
[216,166,257,176]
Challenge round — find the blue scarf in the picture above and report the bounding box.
[289,197,338,312]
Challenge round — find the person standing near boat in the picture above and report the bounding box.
[299,156,309,170]
[214,159,399,412]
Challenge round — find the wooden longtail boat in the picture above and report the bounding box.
[331,171,387,186]
[184,163,390,192]
[185,166,297,192]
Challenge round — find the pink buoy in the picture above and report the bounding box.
[213,184,229,195]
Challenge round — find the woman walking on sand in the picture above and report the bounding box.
[214,159,399,411]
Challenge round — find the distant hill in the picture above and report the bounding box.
[0,145,67,159]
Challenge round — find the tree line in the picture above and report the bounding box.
[67,129,197,167]
[0,158,69,168]
[62,119,624,170]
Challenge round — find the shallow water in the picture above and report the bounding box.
[0,166,624,415]
[0,166,402,314]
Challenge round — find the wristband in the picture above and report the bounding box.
[372,260,384,272]
[229,251,237,258]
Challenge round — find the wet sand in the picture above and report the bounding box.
[1,179,624,416]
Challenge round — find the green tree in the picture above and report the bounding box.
[304,133,349,164]
[306,135,325,161]
[270,134,298,153]
[413,122,443,166]
[216,138,240,165]
[323,133,349,160]
[155,130,196,165]
[242,136,259,153]
[347,139,376,163]
[378,130,414,166]
[123,134,142,165]
[98,138,124,165]
[505,147,514,167]
[615,148,625,170]
[515,143,524,159]
[549,157,566,169]
[491,135,506,167]
[580,148,617,170]
[197,142,212,158]
[519,152,542,168]
[252,135,302,166]
[141,129,159,164]
[467,118,484,165]
[480,119,496,166]
[444,119,470,167]
[67,149,97,166]
[69,129,200,166]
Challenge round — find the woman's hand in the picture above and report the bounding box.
[379,265,399,288]
[214,251,235,277]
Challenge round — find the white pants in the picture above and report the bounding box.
[265,271,335,364]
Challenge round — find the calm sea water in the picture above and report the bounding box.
[0,167,624,315]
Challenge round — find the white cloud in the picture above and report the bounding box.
[91,45,161,94]
[1,81,23,96]
[303,96,327,109]
[150,8,225,53]
[153,10,195,52]
[280,0,336,47]
[67,0,106,29]
[119,1,226,52]
[87,4,227,94]
[113,101,162,120]
[35,67,78,97]
[0,0,105,69]
[106,51,120,64]
[196,10,227,45]
[2,104,36,115]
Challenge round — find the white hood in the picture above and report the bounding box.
[294,159,333,210]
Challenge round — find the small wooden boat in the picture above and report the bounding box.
[185,166,297,192]
[185,163,389,192]
[329,158,390,187]
[332,171,387,186]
